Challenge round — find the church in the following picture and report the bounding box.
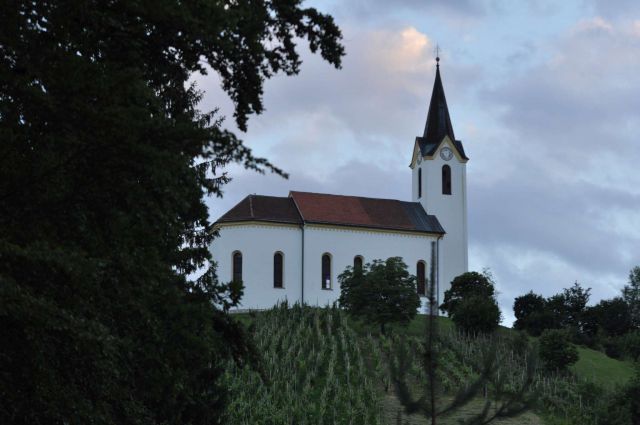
[210,59,468,311]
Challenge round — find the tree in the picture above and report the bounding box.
[0,1,343,423]
[623,266,640,328]
[545,282,591,341]
[338,257,421,334]
[562,281,591,328]
[440,271,501,334]
[591,297,632,337]
[440,271,496,316]
[620,330,640,362]
[451,295,501,335]
[538,329,579,372]
[513,291,554,336]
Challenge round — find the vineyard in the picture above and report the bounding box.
[224,304,634,425]
[222,303,385,424]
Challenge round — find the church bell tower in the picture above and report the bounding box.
[410,57,469,306]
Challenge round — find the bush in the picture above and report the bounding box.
[620,330,640,361]
[603,337,624,359]
[450,295,501,335]
[440,271,495,316]
[539,329,579,372]
[338,257,421,334]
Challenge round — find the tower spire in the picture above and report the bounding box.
[422,55,455,144]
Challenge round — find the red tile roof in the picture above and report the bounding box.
[217,195,302,225]
[216,192,444,234]
[290,191,415,231]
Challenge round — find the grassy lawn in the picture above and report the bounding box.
[572,346,635,387]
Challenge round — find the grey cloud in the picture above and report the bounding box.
[465,19,640,324]
[333,0,485,21]
[589,0,640,18]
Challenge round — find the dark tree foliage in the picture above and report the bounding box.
[623,266,640,329]
[538,329,579,373]
[0,1,343,423]
[338,257,421,334]
[513,291,553,336]
[590,297,633,337]
[451,295,501,335]
[514,291,546,322]
[440,271,501,334]
[440,271,495,316]
[620,330,640,362]
[561,281,591,328]
[542,282,591,340]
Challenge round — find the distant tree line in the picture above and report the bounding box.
[513,266,640,362]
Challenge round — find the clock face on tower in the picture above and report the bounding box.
[440,147,453,161]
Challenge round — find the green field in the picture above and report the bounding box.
[572,346,634,387]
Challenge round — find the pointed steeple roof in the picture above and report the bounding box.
[415,59,468,161]
[423,60,455,143]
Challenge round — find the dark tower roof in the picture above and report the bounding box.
[423,63,455,143]
[416,61,468,160]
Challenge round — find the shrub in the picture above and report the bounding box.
[450,295,501,335]
[620,330,640,361]
[338,257,420,334]
[440,271,495,316]
[539,329,579,372]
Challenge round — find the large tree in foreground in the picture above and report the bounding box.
[0,1,343,423]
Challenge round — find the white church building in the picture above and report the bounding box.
[211,60,468,311]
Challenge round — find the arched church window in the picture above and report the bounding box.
[418,168,422,198]
[442,165,451,195]
[417,261,426,296]
[321,253,332,289]
[273,252,284,288]
[354,255,363,272]
[232,251,243,283]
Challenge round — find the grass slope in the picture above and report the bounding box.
[572,346,634,387]
[401,315,634,387]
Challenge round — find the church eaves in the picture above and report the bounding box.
[215,193,445,235]
[417,60,468,160]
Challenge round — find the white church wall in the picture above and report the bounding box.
[418,138,468,305]
[302,225,437,312]
[211,223,302,310]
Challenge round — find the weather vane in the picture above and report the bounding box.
[435,44,441,65]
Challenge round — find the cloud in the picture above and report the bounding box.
[466,16,640,323]
[588,0,640,19]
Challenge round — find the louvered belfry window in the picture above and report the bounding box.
[442,165,452,195]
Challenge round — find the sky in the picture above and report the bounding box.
[195,0,640,325]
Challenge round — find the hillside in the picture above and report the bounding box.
[398,315,634,388]
[229,306,546,424]
[229,306,635,424]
